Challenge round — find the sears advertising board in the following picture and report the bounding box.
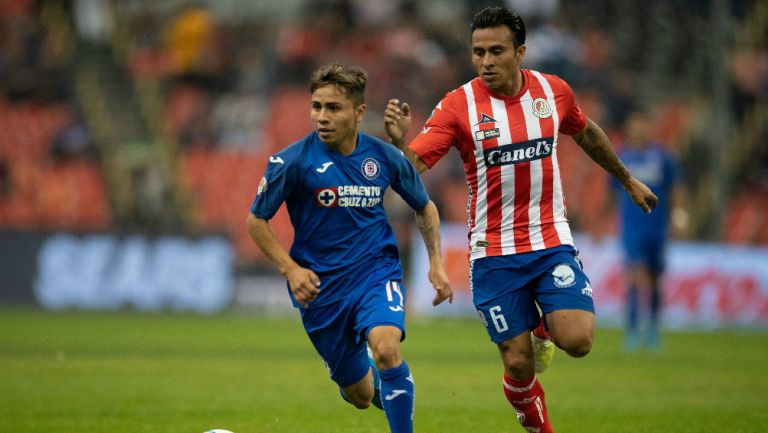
[0,232,233,313]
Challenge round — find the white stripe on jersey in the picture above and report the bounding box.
[490,95,517,256]
[531,71,573,246]
[520,89,546,250]
[463,82,488,257]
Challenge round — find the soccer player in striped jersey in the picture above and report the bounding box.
[247,63,453,433]
[384,7,657,433]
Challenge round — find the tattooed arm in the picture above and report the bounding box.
[571,118,659,213]
[414,201,453,306]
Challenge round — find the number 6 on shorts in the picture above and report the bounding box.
[489,305,509,333]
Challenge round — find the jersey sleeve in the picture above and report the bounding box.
[250,154,298,220]
[408,95,461,169]
[389,148,430,211]
[557,78,587,135]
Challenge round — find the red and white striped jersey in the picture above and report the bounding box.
[410,69,587,260]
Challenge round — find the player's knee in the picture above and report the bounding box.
[370,340,401,370]
[500,348,534,378]
[504,361,534,378]
[561,333,593,358]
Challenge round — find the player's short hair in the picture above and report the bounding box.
[309,63,367,107]
[471,6,526,48]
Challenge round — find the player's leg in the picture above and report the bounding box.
[369,325,414,433]
[646,270,662,348]
[624,265,641,351]
[472,257,553,433]
[622,238,643,352]
[300,301,376,409]
[645,238,666,349]
[356,278,413,433]
[340,367,376,409]
[625,262,651,351]
[544,308,595,357]
[536,248,596,358]
[496,328,554,433]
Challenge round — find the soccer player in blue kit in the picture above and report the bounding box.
[246,63,453,433]
[615,109,687,351]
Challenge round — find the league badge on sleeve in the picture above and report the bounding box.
[257,177,268,195]
[361,158,380,180]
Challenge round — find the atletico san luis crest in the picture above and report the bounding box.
[532,97,553,118]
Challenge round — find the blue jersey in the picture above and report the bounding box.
[250,131,429,307]
[616,144,680,240]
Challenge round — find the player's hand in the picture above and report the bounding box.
[625,177,658,214]
[428,263,453,306]
[285,266,321,307]
[384,99,411,142]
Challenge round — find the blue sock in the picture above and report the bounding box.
[379,361,414,433]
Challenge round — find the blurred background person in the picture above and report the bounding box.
[615,108,688,352]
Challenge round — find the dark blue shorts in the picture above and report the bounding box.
[470,245,595,344]
[622,235,666,274]
[300,269,406,388]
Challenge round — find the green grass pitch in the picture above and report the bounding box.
[1,309,767,433]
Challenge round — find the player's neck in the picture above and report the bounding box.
[326,133,358,156]
[499,70,524,97]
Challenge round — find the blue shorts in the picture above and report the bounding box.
[622,235,666,274]
[470,245,595,344]
[300,269,406,387]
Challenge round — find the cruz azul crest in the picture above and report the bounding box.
[361,158,380,180]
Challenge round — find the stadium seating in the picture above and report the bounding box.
[177,149,293,263]
[0,103,112,230]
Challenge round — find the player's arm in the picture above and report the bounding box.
[413,200,453,306]
[384,99,429,173]
[571,118,658,213]
[246,214,320,307]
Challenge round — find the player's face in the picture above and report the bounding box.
[471,26,526,96]
[311,84,365,152]
[625,112,651,147]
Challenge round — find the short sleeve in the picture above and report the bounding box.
[389,148,430,211]
[250,155,297,219]
[409,95,460,168]
[557,78,587,135]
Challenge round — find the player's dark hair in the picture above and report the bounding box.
[471,6,526,48]
[309,63,367,106]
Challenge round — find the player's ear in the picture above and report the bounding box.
[516,44,526,61]
[355,103,366,123]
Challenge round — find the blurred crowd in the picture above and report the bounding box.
[0,0,766,266]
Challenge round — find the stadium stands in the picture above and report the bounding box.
[0,0,766,266]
